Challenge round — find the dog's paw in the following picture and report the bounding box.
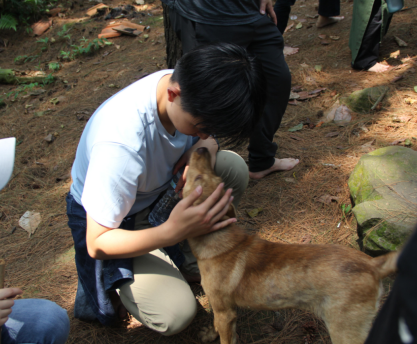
[198,325,219,343]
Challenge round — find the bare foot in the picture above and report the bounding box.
[284,46,299,56]
[316,15,344,28]
[249,158,300,180]
[367,62,391,73]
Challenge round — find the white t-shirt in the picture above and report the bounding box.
[70,70,194,228]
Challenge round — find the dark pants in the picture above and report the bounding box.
[352,0,392,70]
[274,0,340,35]
[170,10,291,172]
[365,225,417,344]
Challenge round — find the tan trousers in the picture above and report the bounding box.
[118,150,248,336]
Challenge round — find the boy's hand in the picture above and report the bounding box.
[259,0,277,24]
[164,183,236,242]
[0,288,23,326]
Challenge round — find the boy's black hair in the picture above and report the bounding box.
[171,43,267,147]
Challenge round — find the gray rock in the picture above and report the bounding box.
[342,86,389,113]
[348,146,417,255]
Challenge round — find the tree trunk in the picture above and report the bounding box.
[162,3,182,69]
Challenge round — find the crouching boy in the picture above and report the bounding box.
[66,43,266,335]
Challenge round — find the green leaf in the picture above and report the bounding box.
[288,123,303,132]
[404,139,412,146]
[414,86,417,93]
[0,14,18,31]
[315,65,322,73]
[295,22,303,29]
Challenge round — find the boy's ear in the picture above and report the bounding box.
[167,86,181,103]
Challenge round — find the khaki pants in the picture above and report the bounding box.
[118,150,248,336]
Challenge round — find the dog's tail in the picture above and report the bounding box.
[371,251,399,279]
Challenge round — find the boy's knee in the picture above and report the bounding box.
[140,296,197,336]
[160,299,197,336]
[215,151,249,206]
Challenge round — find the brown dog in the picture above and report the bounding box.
[183,147,398,344]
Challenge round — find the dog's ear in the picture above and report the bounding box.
[226,203,237,219]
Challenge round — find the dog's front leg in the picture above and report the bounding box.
[212,307,238,344]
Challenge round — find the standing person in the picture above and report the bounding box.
[349,0,392,72]
[0,137,70,344]
[67,43,268,334]
[274,0,344,56]
[165,0,299,180]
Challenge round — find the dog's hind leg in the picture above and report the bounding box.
[212,307,238,344]
[324,302,376,344]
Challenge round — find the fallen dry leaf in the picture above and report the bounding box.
[321,40,330,45]
[316,194,340,204]
[309,88,326,95]
[318,34,326,39]
[330,35,340,40]
[19,211,41,236]
[288,123,304,132]
[315,121,324,127]
[297,91,320,100]
[394,36,408,47]
[289,134,303,141]
[283,178,297,183]
[361,139,376,152]
[288,100,298,106]
[391,138,406,145]
[292,85,302,92]
[390,50,400,58]
[325,131,339,138]
[246,208,263,218]
[289,91,300,100]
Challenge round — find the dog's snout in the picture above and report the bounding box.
[196,147,208,155]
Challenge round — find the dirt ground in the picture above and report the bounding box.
[0,0,416,343]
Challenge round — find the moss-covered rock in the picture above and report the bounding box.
[341,86,389,113]
[348,146,417,255]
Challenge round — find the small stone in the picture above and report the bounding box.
[44,134,55,143]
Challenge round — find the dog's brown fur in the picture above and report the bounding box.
[183,147,398,344]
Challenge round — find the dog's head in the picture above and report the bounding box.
[183,147,236,219]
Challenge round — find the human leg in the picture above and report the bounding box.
[273,0,296,35]
[352,0,389,71]
[246,17,299,176]
[316,0,344,27]
[1,299,70,344]
[118,249,197,336]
